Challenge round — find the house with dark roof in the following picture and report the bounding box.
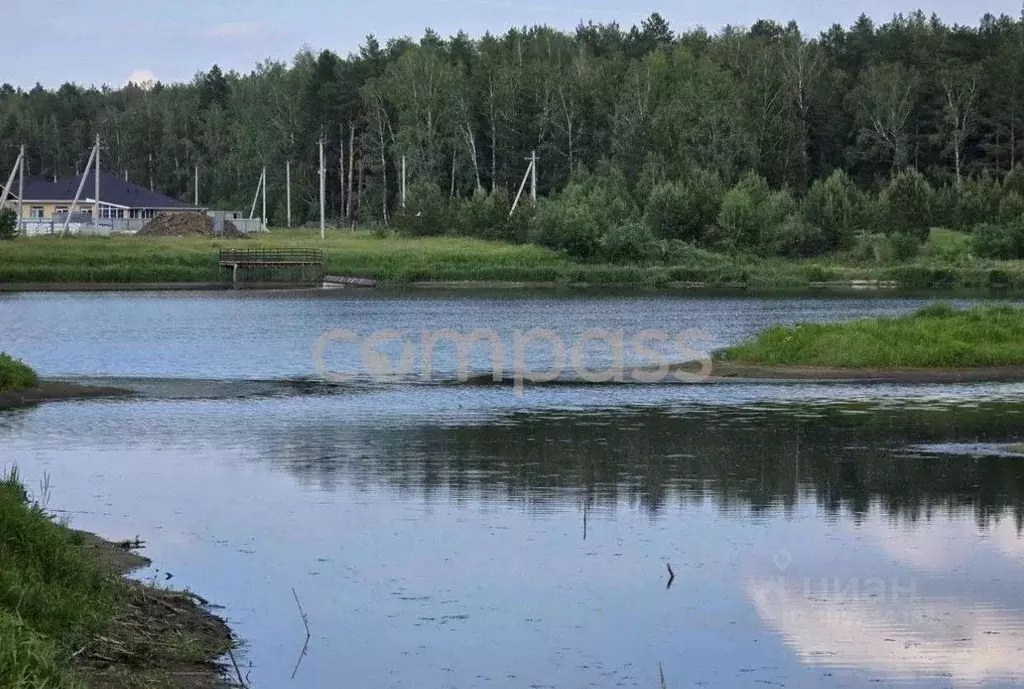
[10,172,202,221]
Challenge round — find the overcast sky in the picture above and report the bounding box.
[4,0,1021,88]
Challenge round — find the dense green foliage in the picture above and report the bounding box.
[0,353,37,392]
[0,209,16,240]
[0,469,117,689]
[719,304,1024,368]
[4,10,1024,233]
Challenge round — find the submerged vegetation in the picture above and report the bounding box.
[720,300,1024,364]
[0,353,37,392]
[718,304,1024,368]
[0,469,233,688]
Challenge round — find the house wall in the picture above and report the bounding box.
[18,203,200,220]
[19,202,95,219]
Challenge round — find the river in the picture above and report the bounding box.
[1,290,1023,688]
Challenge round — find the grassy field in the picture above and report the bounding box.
[3,228,1024,289]
[718,304,1024,368]
[0,230,575,284]
[0,353,38,392]
[0,468,232,688]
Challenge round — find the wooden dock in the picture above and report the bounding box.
[219,248,325,288]
[322,275,377,289]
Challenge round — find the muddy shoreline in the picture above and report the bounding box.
[708,361,1024,383]
[74,532,237,689]
[457,361,1024,386]
[0,381,133,410]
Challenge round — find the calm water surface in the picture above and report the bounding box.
[1,291,1023,689]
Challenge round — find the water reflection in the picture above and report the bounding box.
[3,392,1024,688]
[238,397,1024,527]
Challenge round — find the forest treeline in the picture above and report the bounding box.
[4,10,1024,260]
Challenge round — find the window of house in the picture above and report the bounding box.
[100,207,125,219]
[54,206,68,215]
[29,206,44,218]
[129,209,139,219]
[141,209,155,219]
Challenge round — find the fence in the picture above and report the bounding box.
[19,216,267,237]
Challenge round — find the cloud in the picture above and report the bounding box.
[127,69,156,88]
[747,577,1024,686]
[203,21,262,39]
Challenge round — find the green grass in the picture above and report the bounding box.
[0,468,118,689]
[718,304,1024,368]
[0,230,573,284]
[0,354,38,392]
[4,227,1024,289]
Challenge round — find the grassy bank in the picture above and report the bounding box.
[0,469,232,688]
[0,353,38,392]
[4,228,1024,290]
[718,304,1024,368]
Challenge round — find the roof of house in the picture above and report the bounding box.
[15,172,199,210]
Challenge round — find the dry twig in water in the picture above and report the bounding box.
[291,587,312,679]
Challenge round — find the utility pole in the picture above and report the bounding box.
[194,164,199,206]
[93,133,100,223]
[1,146,25,213]
[286,160,291,228]
[399,154,407,207]
[509,154,535,218]
[17,145,24,233]
[248,169,264,220]
[346,122,355,222]
[63,142,97,234]
[261,166,267,230]
[319,137,326,240]
[530,150,537,203]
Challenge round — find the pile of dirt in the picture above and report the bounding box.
[221,219,244,238]
[137,212,246,239]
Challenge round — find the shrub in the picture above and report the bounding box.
[451,188,512,240]
[999,192,1024,225]
[715,173,793,248]
[760,214,827,258]
[971,222,1023,260]
[851,232,894,263]
[878,168,934,240]
[0,208,16,240]
[0,353,37,391]
[533,199,603,259]
[533,170,639,259]
[716,187,760,246]
[889,232,922,261]
[644,170,724,242]
[952,175,1001,230]
[1004,167,1024,198]
[394,182,450,236]
[600,221,657,263]
[930,183,958,229]
[802,170,862,250]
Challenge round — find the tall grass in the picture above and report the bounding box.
[718,304,1024,368]
[0,468,119,689]
[0,354,38,392]
[3,228,1024,288]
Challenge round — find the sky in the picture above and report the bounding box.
[4,0,1022,89]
